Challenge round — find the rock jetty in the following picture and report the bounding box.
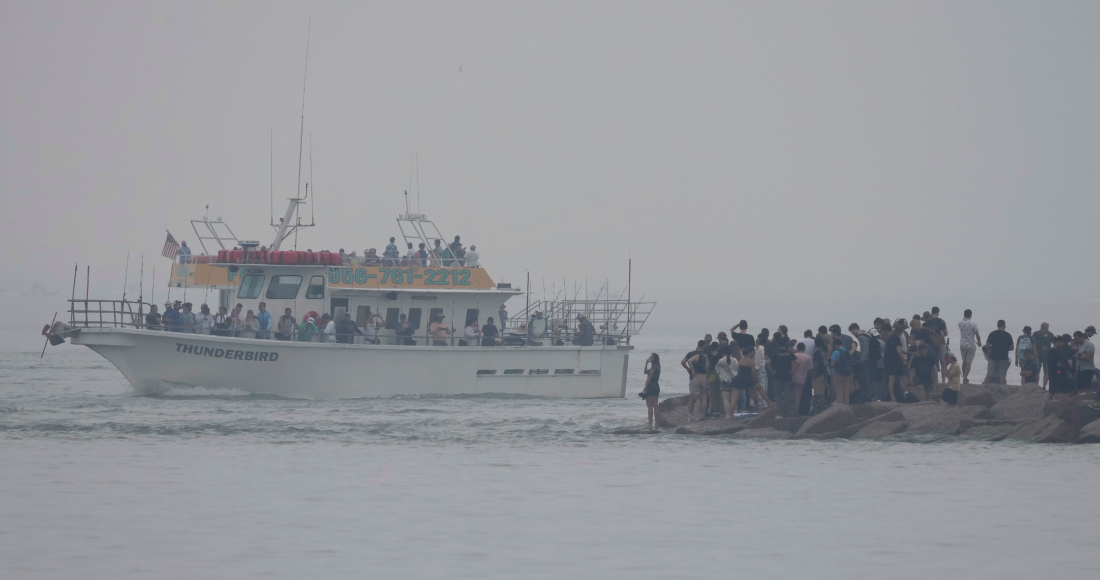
[611,384,1100,443]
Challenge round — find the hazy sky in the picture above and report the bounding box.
[3,1,1099,333]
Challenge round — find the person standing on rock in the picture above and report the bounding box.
[681,340,705,421]
[851,323,876,403]
[885,320,909,402]
[958,310,981,384]
[641,353,661,429]
[1047,335,1073,398]
[1032,323,1055,389]
[792,343,818,416]
[927,307,949,381]
[771,340,798,418]
[830,340,856,405]
[1073,331,1095,396]
[1020,349,1040,385]
[685,346,713,422]
[1015,326,1035,372]
[909,343,937,401]
[984,320,1014,385]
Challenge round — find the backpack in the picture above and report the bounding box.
[836,350,854,375]
[716,358,736,383]
[924,328,945,347]
[864,335,883,361]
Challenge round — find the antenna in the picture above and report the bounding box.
[405,190,410,213]
[295,16,311,202]
[269,130,274,225]
[122,252,130,302]
[415,150,421,213]
[309,132,315,224]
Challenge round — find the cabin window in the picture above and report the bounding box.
[385,308,400,330]
[408,308,422,331]
[237,275,265,299]
[305,276,325,299]
[465,309,479,327]
[266,275,302,299]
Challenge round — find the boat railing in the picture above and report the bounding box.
[68,299,153,329]
[64,298,626,346]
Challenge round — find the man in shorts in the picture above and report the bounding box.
[958,309,981,384]
[1032,322,1055,389]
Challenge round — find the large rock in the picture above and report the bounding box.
[850,420,908,440]
[656,395,690,429]
[958,384,1016,408]
[675,417,748,436]
[795,402,896,437]
[1077,419,1100,444]
[989,386,1049,423]
[1005,415,1072,444]
[957,421,1018,441]
[900,404,989,436]
[746,406,808,434]
[1043,395,1100,437]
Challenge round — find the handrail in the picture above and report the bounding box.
[67,298,624,347]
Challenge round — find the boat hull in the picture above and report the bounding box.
[72,328,631,399]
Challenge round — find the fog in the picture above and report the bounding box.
[3,1,1099,337]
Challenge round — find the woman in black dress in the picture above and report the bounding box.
[1046,334,1072,398]
[641,353,661,429]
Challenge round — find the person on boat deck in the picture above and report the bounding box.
[396,313,415,345]
[463,318,482,346]
[297,316,318,342]
[256,302,272,339]
[528,310,548,345]
[214,306,231,336]
[364,248,380,267]
[336,313,364,344]
[276,308,296,341]
[230,305,244,337]
[416,243,428,267]
[464,245,480,268]
[430,240,444,267]
[481,317,500,347]
[145,304,161,330]
[430,314,452,346]
[577,314,595,346]
[176,241,191,264]
[162,301,181,332]
[384,237,399,266]
[449,236,465,266]
[404,243,416,266]
[498,304,508,330]
[362,308,384,345]
[196,304,214,335]
[240,310,260,339]
[441,244,454,267]
[320,313,337,343]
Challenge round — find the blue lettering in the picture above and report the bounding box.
[203,347,214,356]
[259,352,269,361]
[234,351,244,360]
[269,352,279,362]
[214,348,225,358]
[176,343,184,352]
[182,344,194,354]
[245,351,255,361]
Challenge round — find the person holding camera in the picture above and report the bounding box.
[640,353,661,429]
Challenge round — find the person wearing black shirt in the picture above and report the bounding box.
[731,320,756,353]
[480,317,500,347]
[681,340,706,421]
[884,326,908,402]
[909,344,936,401]
[985,320,1014,385]
[1047,335,1073,396]
[144,305,161,330]
[769,341,796,417]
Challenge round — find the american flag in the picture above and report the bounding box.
[161,231,180,260]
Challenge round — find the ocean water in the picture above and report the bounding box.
[2,328,1099,579]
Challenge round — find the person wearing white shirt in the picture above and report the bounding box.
[463,320,482,346]
[321,314,337,343]
[464,245,480,268]
[363,309,384,345]
[196,304,214,335]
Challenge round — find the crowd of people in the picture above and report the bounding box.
[179,235,483,269]
[637,307,1098,427]
[140,300,607,349]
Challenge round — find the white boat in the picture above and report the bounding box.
[50,201,654,399]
